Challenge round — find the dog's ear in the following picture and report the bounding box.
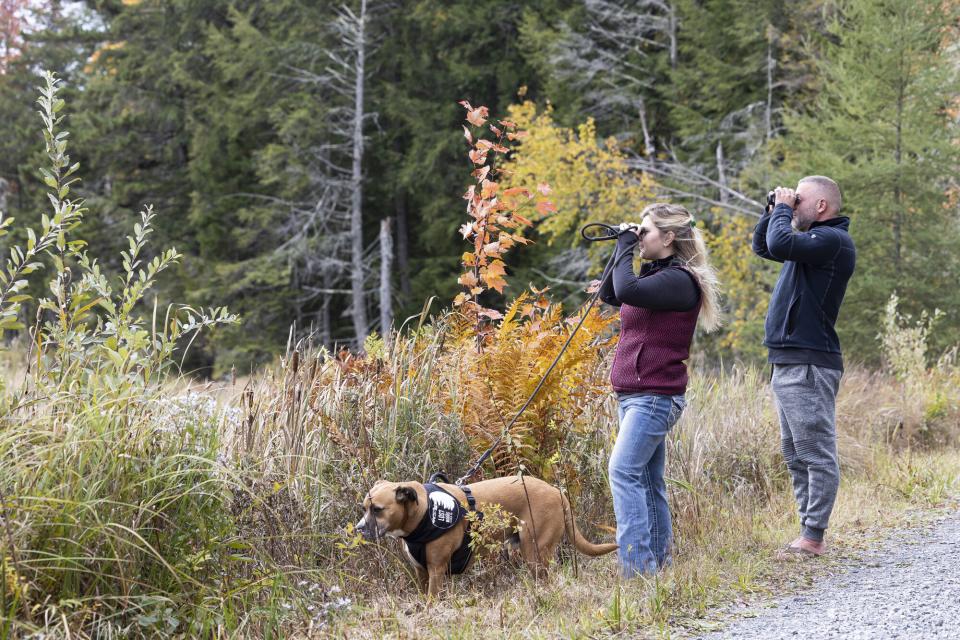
[395,485,418,504]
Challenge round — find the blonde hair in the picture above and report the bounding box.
[641,203,722,333]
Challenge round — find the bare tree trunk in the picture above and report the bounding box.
[292,260,303,330]
[668,2,678,70]
[350,0,369,347]
[715,140,728,204]
[894,76,905,277]
[317,268,330,348]
[765,29,775,142]
[379,217,393,338]
[394,190,411,297]
[638,96,655,157]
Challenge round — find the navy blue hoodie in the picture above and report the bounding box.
[752,204,856,370]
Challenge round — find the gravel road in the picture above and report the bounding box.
[697,511,960,639]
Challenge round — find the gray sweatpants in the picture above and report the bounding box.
[771,363,843,539]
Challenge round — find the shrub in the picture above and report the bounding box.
[878,292,954,446]
[1,72,243,638]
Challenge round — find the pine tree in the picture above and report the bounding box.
[1,2,98,211]
[667,0,788,190]
[775,0,960,359]
[367,0,571,322]
[538,0,677,149]
[73,1,259,372]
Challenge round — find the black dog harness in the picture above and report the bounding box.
[401,483,481,575]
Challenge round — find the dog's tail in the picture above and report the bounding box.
[561,494,618,556]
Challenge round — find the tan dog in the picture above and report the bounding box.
[356,476,617,596]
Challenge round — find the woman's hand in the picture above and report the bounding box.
[618,222,641,237]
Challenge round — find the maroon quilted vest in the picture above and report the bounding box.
[610,269,701,396]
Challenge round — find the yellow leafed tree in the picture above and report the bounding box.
[501,101,657,247]
[702,213,777,361]
[501,101,772,362]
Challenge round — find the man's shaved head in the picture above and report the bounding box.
[799,176,842,216]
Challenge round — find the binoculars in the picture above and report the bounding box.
[767,190,801,210]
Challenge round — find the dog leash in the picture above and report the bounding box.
[449,223,625,487]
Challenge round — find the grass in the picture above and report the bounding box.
[320,458,959,639]
[300,363,959,639]
[2,72,958,638]
[6,322,957,638]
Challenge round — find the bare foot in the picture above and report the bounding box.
[796,537,826,555]
[776,536,826,560]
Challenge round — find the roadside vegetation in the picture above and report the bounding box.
[3,306,958,637]
[2,75,959,639]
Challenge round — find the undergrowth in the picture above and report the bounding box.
[1,74,959,639]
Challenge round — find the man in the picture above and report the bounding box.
[752,175,856,557]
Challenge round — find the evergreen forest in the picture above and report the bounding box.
[3,0,958,373]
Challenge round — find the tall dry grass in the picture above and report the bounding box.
[192,298,959,634]
[4,296,960,637]
[3,74,959,638]
[0,298,960,637]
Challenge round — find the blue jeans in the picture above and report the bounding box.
[608,393,686,577]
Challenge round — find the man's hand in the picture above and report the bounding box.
[774,186,798,208]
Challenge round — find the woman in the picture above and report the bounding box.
[599,203,721,577]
